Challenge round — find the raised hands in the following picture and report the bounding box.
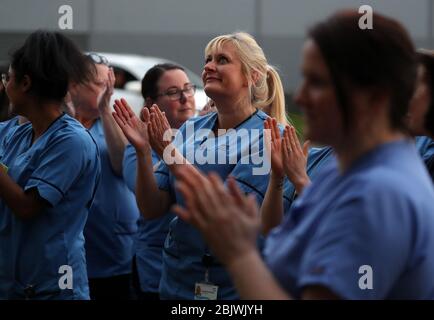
[264,117,285,179]
[281,125,310,194]
[148,104,173,159]
[98,67,115,113]
[264,117,311,194]
[112,98,151,154]
[172,166,260,268]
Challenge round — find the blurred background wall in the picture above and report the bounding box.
[1,0,433,110]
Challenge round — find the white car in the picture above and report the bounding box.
[97,52,208,115]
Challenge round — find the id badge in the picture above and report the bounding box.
[194,282,218,300]
[0,163,8,173]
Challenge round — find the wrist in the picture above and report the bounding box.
[270,172,284,189]
[136,145,152,158]
[293,175,310,194]
[227,248,261,276]
[99,105,111,116]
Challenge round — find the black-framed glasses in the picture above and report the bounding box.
[1,73,9,87]
[86,52,109,66]
[156,84,197,101]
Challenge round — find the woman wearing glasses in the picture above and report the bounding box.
[113,32,288,299]
[68,52,140,300]
[122,63,196,300]
[0,31,100,299]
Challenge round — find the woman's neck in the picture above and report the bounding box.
[26,101,63,142]
[74,109,97,129]
[334,127,405,173]
[214,96,256,131]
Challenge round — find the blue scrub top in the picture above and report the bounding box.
[0,116,19,147]
[123,143,174,293]
[265,140,434,299]
[415,136,434,181]
[84,119,140,279]
[0,114,100,300]
[155,110,290,300]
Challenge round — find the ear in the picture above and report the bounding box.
[20,75,32,93]
[251,70,260,86]
[68,82,79,95]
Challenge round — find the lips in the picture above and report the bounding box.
[205,76,221,82]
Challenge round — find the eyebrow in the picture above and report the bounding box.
[165,83,192,90]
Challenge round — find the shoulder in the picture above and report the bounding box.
[48,115,99,154]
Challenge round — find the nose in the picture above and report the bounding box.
[179,91,187,104]
[204,59,216,73]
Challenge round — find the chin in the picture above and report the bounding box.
[204,87,220,100]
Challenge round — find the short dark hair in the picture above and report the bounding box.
[141,63,184,101]
[10,30,94,102]
[417,51,434,136]
[308,10,417,131]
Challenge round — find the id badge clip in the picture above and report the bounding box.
[194,254,218,300]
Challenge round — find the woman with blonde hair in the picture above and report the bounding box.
[113,31,289,299]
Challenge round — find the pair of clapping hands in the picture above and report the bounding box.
[112,98,172,158]
[264,118,310,194]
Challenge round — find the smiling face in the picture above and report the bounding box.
[294,39,345,146]
[154,69,196,129]
[202,42,248,103]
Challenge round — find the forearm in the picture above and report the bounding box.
[227,249,291,300]
[136,149,170,218]
[0,169,43,219]
[100,109,128,176]
[260,172,284,236]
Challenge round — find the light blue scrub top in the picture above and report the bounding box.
[0,114,100,299]
[84,119,140,279]
[265,140,434,299]
[0,116,19,146]
[123,144,174,293]
[155,110,290,300]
